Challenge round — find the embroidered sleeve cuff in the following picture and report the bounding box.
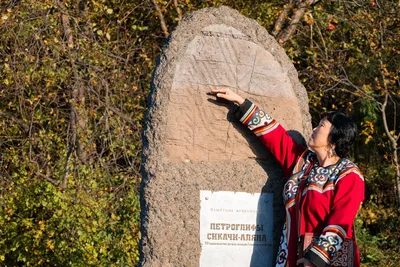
[304,228,345,267]
[322,225,346,241]
[304,247,329,267]
[233,99,274,132]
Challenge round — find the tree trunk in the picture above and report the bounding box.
[272,1,294,37]
[55,0,88,188]
[275,0,320,45]
[381,92,400,208]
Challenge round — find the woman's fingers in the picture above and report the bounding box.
[209,89,231,100]
[207,88,244,105]
[210,88,229,94]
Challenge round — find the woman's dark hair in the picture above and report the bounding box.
[321,111,357,158]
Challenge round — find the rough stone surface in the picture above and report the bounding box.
[141,6,312,267]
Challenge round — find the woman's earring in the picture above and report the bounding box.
[330,146,336,157]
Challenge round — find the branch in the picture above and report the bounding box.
[379,62,398,149]
[377,58,400,208]
[151,0,169,38]
[276,0,320,45]
[309,13,313,48]
[31,159,60,187]
[325,74,378,104]
[389,94,397,135]
[87,79,139,130]
[62,145,73,189]
[272,0,294,37]
[0,111,29,132]
[173,0,182,21]
[36,172,60,187]
[55,0,88,180]
[314,18,328,60]
[61,13,74,48]
[108,106,138,129]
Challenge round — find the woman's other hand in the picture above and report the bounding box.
[209,88,245,105]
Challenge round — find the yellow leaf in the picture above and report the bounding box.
[304,14,314,25]
[365,135,373,144]
[47,240,55,250]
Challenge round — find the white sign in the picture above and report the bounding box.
[200,191,273,267]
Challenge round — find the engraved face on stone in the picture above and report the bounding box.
[165,24,303,162]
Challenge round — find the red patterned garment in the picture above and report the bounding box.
[234,99,365,267]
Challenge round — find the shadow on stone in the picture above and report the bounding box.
[230,113,306,266]
[207,97,308,266]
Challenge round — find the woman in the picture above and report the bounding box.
[209,88,364,267]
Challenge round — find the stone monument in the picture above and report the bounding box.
[141,6,312,267]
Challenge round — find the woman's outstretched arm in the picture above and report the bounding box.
[209,88,306,178]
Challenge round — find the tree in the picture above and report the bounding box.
[0,0,149,264]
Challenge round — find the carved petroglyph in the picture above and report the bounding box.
[166,25,301,161]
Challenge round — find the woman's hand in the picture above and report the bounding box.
[296,258,316,267]
[209,88,245,105]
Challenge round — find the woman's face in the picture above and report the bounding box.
[308,118,332,150]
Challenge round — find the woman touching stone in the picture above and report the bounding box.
[209,88,364,267]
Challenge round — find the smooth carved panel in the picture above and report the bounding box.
[165,24,303,162]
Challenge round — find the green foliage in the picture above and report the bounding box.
[0,170,141,266]
[0,0,146,265]
[357,203,400,266]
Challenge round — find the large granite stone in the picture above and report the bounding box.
[141,6,312,267]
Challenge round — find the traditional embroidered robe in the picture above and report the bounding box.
[234,99,365,267]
